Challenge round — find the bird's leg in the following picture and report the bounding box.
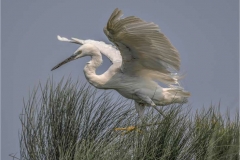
[135,102,148,132]
[135,101,145,120]
[134,90,166,118]
[151,104,166,118]
[114,102,145,134]
[114,91,166,134]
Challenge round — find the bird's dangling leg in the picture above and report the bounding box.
[114,90,166,134]
[134,90,166,118]
[114,102,145,134]
[135,101,149,132]
[135,101,145,121]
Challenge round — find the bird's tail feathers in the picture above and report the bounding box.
[164,86,191,97]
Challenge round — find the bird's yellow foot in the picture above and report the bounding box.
[114,126,141,134]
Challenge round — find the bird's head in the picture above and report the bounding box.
[51,44,98,71]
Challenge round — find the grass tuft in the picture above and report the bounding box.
[19,79,239,160]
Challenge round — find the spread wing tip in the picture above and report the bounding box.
[107,8,123,28]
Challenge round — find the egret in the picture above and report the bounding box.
[51,8,190,125]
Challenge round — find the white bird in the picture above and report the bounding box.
[52,8,190,121]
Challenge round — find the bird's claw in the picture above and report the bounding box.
[114,126,141,134]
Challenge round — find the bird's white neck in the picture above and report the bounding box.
[83,54,106,88]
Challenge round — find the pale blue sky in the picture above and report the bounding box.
[2,1,239,159]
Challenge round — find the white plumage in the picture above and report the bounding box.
[52,8,190,119]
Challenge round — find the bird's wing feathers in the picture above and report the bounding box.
[104,8,181,85]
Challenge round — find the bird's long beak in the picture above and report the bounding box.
[51,54,77,71]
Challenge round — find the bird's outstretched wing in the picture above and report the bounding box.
[104,8,181,85]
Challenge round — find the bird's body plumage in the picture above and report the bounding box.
[52,8,190,119]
